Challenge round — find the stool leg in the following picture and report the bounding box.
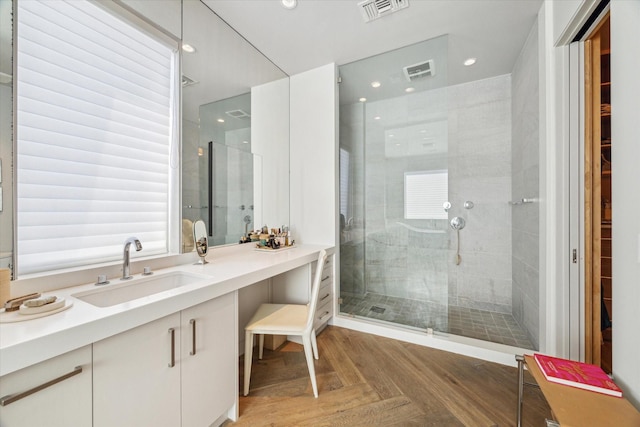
[311,329,319,359]
[258,334,265,359]
[244,331,254,396]
[302,333,318,398]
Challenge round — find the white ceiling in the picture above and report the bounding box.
[206,0,543,82]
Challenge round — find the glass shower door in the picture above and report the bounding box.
[338,35,450,333]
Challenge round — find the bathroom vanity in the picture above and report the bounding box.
[0,244,334,427]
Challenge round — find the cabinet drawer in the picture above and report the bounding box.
[312,253,333,277]
[0,346,92,427]
[314,298,332,330]
[317,281,333,307]
[319,268,333,286]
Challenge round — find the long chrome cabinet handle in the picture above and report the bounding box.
[189,319,196,356]
[0,366,83,407]
[168,328,176,367]
[321,275,331,282]
[320,293,331,302]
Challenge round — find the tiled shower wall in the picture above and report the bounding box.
[340,74,514,319]
[511,19,540,349]
[447,75,513,314]
[363,88,451,326]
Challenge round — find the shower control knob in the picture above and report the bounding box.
[464,201,474,209]
[450,216,466,230]
[443,202,452,212]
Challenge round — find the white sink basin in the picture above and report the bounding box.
[72,271,208,308]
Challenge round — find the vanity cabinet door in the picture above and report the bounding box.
[93,313,181,427]
[0,345,92,427]
[181,292,237,427]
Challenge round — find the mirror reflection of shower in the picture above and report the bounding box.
[243,215,252,238]
[199,92,256,246]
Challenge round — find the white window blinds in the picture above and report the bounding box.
[404,170,448,220]
[16,0,178,275]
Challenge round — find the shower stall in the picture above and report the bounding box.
[338,31,540,350]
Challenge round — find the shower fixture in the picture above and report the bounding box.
[464,201,474,209]
[509,198,536,205]
[450,216,465,230]
[443,201,451,212]
[450,217,465,266]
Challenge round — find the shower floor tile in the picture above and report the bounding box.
[340,293,535,350]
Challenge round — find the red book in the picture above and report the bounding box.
[533,353,622,397]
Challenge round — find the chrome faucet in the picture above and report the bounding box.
[121,237,142,280]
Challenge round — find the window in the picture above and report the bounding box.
[404,170,448,220]
[16,0,178,275]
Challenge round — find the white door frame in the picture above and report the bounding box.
[568,40,585,361]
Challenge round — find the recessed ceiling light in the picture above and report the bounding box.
[281,0,297,9]
[242,140,249,144]
[405,87,415,93]
[374,116,381,120]
[217,118,225,123]
[464,57,477,66]
[371,81,381,88]
[359,97,367,102]
[182,43,196,53]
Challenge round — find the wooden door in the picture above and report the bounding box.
[584,14,612,373]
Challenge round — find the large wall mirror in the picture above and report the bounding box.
[0,0,12,271]
[0,0,291,276]
[182,0,290,249]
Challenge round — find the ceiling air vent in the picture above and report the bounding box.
[225,109,251,119]
[403,59,435,82]
[358,0,409,23]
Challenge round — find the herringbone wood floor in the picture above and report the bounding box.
[225,326,550,426]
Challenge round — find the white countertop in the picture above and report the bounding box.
[0,244,332,377]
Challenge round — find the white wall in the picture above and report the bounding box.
[611,0,640,407]
[252,78,290,230]
[289,64,337,246]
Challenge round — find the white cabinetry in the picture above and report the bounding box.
[0,345,92,427]
[181,292,237,426]
[313,254,334,332]
[93,313,182,427]
[93,292,237,427]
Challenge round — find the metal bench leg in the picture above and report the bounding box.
[516,354,525,427]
